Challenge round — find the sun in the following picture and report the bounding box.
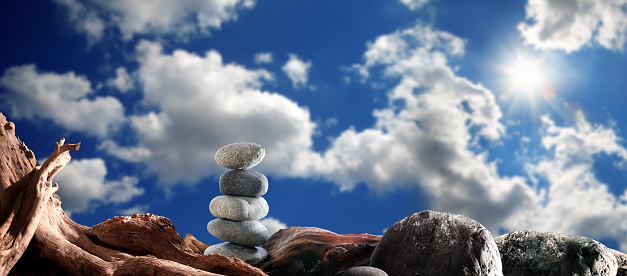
[507,56,545,94]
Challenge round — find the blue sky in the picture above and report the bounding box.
[1,0,627,251]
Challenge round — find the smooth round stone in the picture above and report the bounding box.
[215,142,265,170]
[207,219,270,247]
[220,169,268,197]
[343,266,388,276]
[204,242,268,266]
[209,195,269,221]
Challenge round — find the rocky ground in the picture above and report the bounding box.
[258,211,627,276]
[11,210,625,276]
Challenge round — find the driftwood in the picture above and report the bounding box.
[0,113,267,276]
[260,227,381,275]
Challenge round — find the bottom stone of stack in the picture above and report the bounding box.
[207,218,270,247]
[204,242,269,266]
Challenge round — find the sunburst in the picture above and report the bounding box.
[507,55,545,95]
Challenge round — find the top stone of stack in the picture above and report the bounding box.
[215,142,265,170]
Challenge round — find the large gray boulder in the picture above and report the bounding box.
[495,230,618,276]
[611,249,627,276]
[370,210,503,276]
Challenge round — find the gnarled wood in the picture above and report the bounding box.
[1,112,78,274]
[260,227,381,275]
[0,113,266,276]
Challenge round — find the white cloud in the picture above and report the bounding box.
[326,24,627,249]
[107,67,135,92]
[54,158,144,215]
[518,0,627,52]
[101,40,316,187]
[282,54,312,89]
[524,111,627,251]
[399,0,431,10]
[254,52,273,64]
[0,64,126,137]
[259,217,288,236]
[118,204,150,216]
[53,0,105,46]
[54,0,256,42]
[290,24,539,232]
[325,118,338,128]
[352,24,465,80]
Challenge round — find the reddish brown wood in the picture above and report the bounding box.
[0,113,267,276]
[260,227,381,275]
[184,234,210,254]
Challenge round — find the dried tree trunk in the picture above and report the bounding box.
[0,113,267,276]
[0,115,68,273]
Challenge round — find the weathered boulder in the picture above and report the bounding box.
[260,227,381,276]
[611,249,627,276]
[369,210,503,276]
[495,230,618,276]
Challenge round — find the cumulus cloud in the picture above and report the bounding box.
[101,40,316,186]
[53,0,105,46]
[0,64,125,137]
[525,111,627,251]
[399,0,431,10]
[118,204,150,216]
[54,0,256,42]
[289,24,539,232]
[107,67,135,92]
[259,217,288,236]
[282,54,312,89]
[298,23,627,249]
[352,24,465,80]
[518,0,627,52]
[54,158,144,215]
[254,52,273,64]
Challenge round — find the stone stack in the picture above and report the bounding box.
[204,142,270,265]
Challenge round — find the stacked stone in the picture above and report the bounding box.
[204,142,270,265]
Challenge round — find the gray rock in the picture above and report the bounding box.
[610,249,627,276]
[219,169,268,197]
[495,230,618,276]
[370,210,503,276]
[204,242,268,266]
[342,266,388,276]
[209,195,269,221]
[215,142,265,170]
[207,218,270,247]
